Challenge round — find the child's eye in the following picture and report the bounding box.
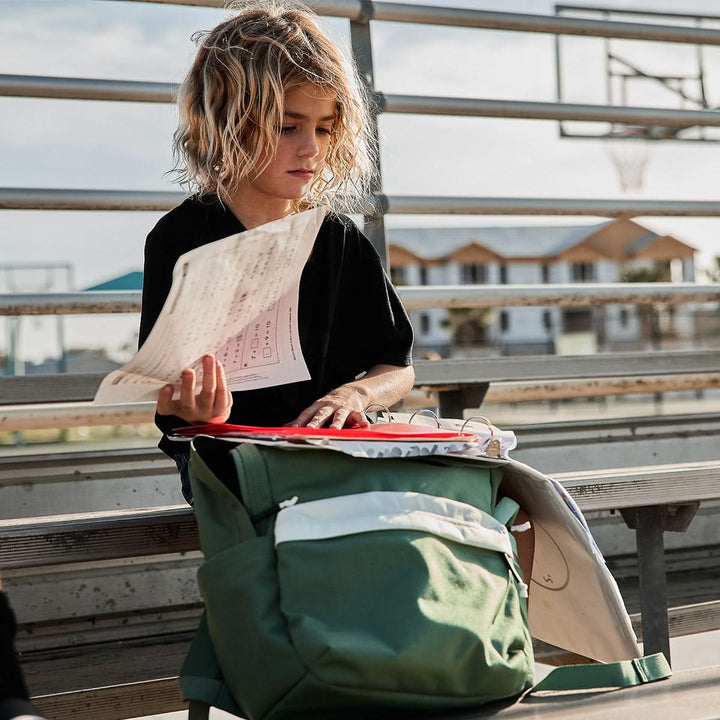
[281,126,296,134]
[317,127,333,135]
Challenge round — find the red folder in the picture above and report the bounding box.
[171,422,477,443]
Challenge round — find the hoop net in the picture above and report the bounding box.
[605,133,651,193]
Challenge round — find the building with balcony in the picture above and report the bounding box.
[388,218,697,357]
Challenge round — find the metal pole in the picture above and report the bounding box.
[634,507,671,662]
[384,195,720,216]
[0,188,185,211]
[7,74,720,129]
[1,283,719,316]
[349,3,389,267]
[379,95,720,126]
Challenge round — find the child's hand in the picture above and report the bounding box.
[288,383,371,430]
[157,354,232,425]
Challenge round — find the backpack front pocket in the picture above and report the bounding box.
[197,535,306,719]
[274,491,533,705]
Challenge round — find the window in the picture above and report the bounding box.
[420,313,431,335]
[419,266,429,285]
[499,265,508,284]
[562,309,593,333]
[571,262,595,282]
[499,311,510,333]
[619,308,629,328]
[541,264,550,284]
[542,310,552,330]
[460,263,487,284]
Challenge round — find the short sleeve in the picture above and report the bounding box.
[328,222,414,381]
[138,223,177,349]
[138,218,190,446]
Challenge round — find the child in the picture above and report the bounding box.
[138,0,415,501]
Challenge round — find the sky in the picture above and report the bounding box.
[3,0,720,362]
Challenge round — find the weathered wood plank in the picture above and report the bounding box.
[0,372,105,404]
[556,460,720,511]
[484,373,720,402]
[0,506,197,568]
[0,447,175,487]
[4,350,720,407]
[414,352,720,385]
[32,678,186,720]
[22,632,192,695]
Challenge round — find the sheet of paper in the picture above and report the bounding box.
[93,206,326,404]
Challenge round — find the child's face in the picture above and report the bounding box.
[249,83,336,205]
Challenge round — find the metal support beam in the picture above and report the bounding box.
[350,5,389,267]
[4,188,720,218]
[0,75,177,103]
[635,506,671,662]
[7,74,720,131]
[0,188,185,211]
[1,283,718,317]
[381,94,720,128]
[436,383,489,418]
[398,283,720,309]
[619,502,701,664]
[369,5,720,45]
[383,195,720,216]
[119,1,720,46]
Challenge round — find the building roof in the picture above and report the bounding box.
[627,231,661,255]
[387,223,611,261]
[84,271,143,291]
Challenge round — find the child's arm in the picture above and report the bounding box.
[156,354,233,425]
[288,364,415,429]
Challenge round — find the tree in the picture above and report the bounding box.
[619,264,670,283]
[706,256,720,283]
[444,308,496,347]
[619,264,669,348]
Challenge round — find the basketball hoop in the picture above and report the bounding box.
[605,128,651,194]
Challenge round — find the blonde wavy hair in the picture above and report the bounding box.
[172,0,376,214]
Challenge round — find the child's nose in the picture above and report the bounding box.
[298,131,319,157]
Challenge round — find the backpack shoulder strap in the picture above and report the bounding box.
[530,653,671,694]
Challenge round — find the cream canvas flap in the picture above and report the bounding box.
[501,459,640,663]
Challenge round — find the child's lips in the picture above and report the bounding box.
[288,169,314,179]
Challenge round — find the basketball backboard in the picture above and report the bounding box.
[554,4,720,143]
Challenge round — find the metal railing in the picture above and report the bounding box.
[1,283,719,316]
[3,3,720,676]
[5,75,720,129]
[3,1,720,245]
[5,188,720,218]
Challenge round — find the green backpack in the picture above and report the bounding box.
[179,439,669,720]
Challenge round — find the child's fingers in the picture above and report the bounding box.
[197,355,217,410]
[214,359,232,415]
[178,368,197,414]
[328,407,349,430]
[156,385,176,416]
[289,402,323,427]
[344,410,369,429]
[306,405,336,428]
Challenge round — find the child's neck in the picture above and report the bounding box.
[224,188,296,230]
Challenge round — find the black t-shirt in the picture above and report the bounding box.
[0,592,29,702]
[139,195,413,458]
